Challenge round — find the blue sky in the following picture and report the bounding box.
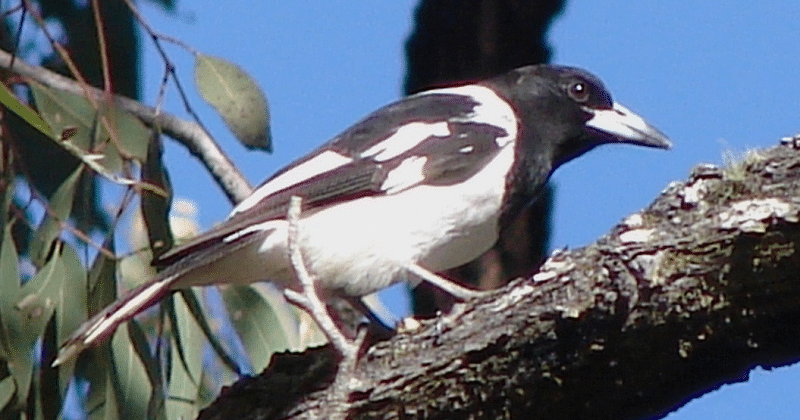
[138,2,800,418]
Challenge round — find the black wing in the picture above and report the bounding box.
[156,90,512,267]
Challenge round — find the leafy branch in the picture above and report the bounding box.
[0,48,253,204]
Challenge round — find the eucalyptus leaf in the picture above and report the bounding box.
[39,315,62,420]
[125,318,165,420]
[88,236,118,316]
[16,244,65,339]
[56,245,88,392]
[0,226,19,360]
[0,229,63,403]
[178,289,241,375]
[0,82,54,138]
[194,54,272,152]
[166,294,203,420]
[110,322,152,420]
[29,82,150,170]
[252,285,302,350]
[221,285,290,372]
[0,375,15,412]
[30,166,83,266]
[0,226,26,402]
[141,134,173,260]
[103,371,121,420]
[56,245,88,342]
[81,347,114,420]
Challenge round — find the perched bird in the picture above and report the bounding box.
[54,64,670,365]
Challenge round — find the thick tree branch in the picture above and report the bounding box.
[198,136,800,420]
[0,48,253,204]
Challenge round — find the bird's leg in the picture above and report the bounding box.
[283,196,365,361]
[406,262,488,300]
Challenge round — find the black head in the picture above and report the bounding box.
[482,65,671,224]
[483,65,671,172]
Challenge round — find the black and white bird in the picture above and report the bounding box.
[54,64,670,365]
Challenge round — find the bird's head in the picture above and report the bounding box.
[485,65,671,172]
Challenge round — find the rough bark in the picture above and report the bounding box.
[197,136,800,420]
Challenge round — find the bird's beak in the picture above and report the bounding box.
[585,103,672,149]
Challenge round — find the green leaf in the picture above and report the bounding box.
[0,375,15,412]
[0,82,55,138]
[221,285,291,371]
[16,243,65,339]
[126,318,165,420]
[141,134,173,260]
[56,245,88,341]
[55,245,88,391]
[178,289,240,375]
[87,236,118,316]
[29,82,150,171]
[81,347,114,420]
[252,285,304,350]
[29,165,83,266]
[38,314,62,420]
[166,293,203,420]
[194,54,272,152]
[110,322,152,420]
[0,228,63,404]
[166,294,201,385]
[0,226,19,361]
[103,370,121,420]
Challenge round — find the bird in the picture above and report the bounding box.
[54,64,671,365]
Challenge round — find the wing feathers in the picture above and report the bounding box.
[158,89,514,270]
[53,275,175,366]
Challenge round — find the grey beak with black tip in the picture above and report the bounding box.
[586,103,672,150]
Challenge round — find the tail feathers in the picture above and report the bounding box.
[53,275,175,366]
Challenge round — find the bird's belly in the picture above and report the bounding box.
[297,193,498,295]
[298,150,512,296]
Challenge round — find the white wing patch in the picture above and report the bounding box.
[380,156,428,193]
[420,85,518,147]
[361,121,450,162]
[231,150,352,215]
[223,219,283,243]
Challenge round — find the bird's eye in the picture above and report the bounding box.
[567,81,590,103]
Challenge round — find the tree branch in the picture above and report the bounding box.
[0,48,253,204]
[198,137,800,420]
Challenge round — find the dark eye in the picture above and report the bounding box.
[568,81,590,103]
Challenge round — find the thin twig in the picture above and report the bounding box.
[121,0,211,140]
[11,4,25,69]
[0,48,252,204]
[90,0,112,95]
[283,196,358,359]
[1,3,24,19]
[9,186,117,261]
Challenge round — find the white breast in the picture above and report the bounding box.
[289,144,515,296]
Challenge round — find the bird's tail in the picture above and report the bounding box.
[53,274,176,366]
